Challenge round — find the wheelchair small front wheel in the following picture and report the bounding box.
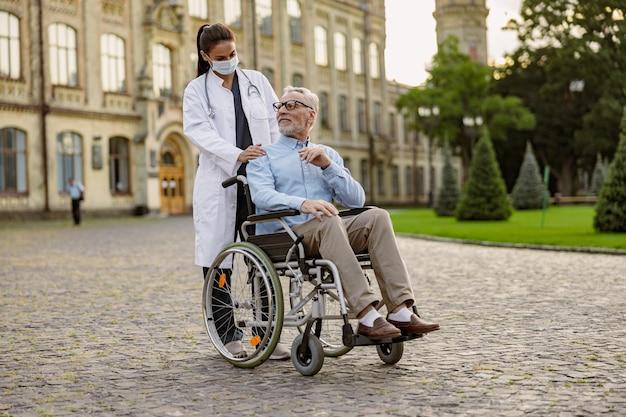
[376,341,404,365]
[291,333,324,376]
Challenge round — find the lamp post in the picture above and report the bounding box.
[418,105,439,208]
[412,130,419,205]
[360,0,376,203]
[463,115,483,154]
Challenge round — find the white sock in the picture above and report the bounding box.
[359,309,382,327]
[388,307,412,322]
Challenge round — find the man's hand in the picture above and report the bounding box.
[238,144,266,163]
[298,147,331,169]
[300,199,339,221]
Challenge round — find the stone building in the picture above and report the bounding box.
[0,0,475,218]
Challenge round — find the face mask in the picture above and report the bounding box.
[211,55,239,75]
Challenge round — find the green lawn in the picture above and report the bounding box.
[389,205,626,251]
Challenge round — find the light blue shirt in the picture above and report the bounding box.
[67,181,84,200]
[247,135,365,234]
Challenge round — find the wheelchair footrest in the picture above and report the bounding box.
[342,323,423,347]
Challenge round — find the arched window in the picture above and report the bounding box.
[373,101,382,134]
[292,73,304,87]
[314,26,328,66]
[352,37,363,75]
[162,151,175,166]
[49,23,78,86]
[334,32,347,71]
[256,0,273,36]
[100,34,126,92]
[319,92,329,129]
[338,95,348,132]
[152,43,172,97]
[357,99,366,133]
[57,131,83,192]
[109,137,130,193]
[188,0,208,18]
[377,161,386,195]
[287,0,302,43]
[369,42,380,79]
[261,67,275,87]
[0,11,21,79]
[224,0,242,28]
[0,128,27,193]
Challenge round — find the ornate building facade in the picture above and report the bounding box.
[0,0,463,218]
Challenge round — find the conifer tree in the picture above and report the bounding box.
[594,108,626,232]
[589,153,606,196]
[511,142,544,209]
[456,130,512,221]
[435,143,460,216]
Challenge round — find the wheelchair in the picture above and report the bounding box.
[202,175,424,376]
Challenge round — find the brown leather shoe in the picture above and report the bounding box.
[357,317,402,340]
[387,314,440,335]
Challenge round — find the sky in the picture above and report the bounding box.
[385,0,523,86]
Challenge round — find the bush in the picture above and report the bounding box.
[511,142,545,209]
[456,130,512,221]
[594,108,626,232]
[435,143,460,216]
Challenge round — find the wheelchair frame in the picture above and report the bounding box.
[202,175,422,376]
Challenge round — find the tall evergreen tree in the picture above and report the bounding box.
[511,142,545,209]
[594,108,626,233]
[589,153,606,196]
[435,143,460,216]
[456,130,512,221]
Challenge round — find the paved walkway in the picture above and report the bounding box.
[1,215,625,416]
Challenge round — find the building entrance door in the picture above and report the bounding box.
[159,139,185,214]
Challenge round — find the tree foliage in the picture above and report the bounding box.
[511,142,545,209]
[397,37,535,183]
[492,0,626,195]
[594,107,626,232]
[435,143,460,216]
[456,130,512,221]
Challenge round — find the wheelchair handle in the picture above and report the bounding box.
[222,175,248,189]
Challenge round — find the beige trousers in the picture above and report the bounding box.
[292,207,415,316]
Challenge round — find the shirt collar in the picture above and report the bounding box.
[279,135,309,149]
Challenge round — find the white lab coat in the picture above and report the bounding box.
[183,68,280,267]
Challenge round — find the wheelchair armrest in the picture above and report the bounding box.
[338,206,377,217]
[247,209,300,222]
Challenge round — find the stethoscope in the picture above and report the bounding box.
[204,68,262,119]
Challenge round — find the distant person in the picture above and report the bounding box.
[67,177,84,226]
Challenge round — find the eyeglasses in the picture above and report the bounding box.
[272,100,313,112]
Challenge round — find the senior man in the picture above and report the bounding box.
[247,86,440,340]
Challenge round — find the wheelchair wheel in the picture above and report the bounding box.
[291,333,324,376]
[376,341,404,365]
[289,277,353,357]
[203,242,283,368]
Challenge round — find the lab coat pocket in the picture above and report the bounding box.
[248,96,269,121]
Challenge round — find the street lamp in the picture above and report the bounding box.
[463,115,483,155]
[418,105,439,208]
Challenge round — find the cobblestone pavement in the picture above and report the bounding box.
[1,215,625,416]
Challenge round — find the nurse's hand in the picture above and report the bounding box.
[238,144,266,162]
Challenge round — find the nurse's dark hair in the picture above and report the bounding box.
[196,23,236,77]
